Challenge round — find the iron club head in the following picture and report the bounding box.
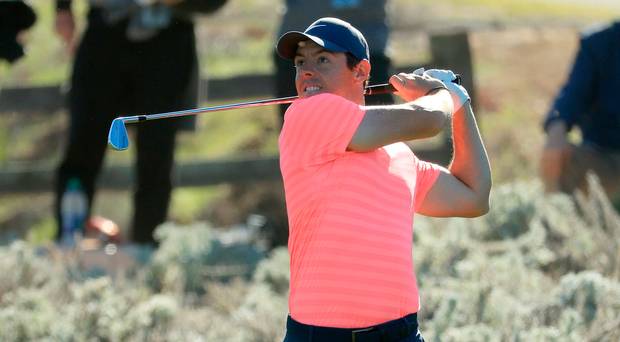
[108,118,129,151]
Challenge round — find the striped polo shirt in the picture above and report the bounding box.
[279,93,440,328]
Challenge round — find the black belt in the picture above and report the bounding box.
[285,313,419,342]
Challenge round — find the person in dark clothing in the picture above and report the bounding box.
[541,22,620,202]
[273,0,393,123]
[0,0,36,64]
[54,0,226,245]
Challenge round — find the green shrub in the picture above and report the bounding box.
[149,222,265,294]
[2,178,620,341]
[481,181,540,240]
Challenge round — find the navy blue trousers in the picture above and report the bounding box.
[283,313,425,342]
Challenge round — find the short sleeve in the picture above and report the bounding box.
[279,93,365,167]
[413,157,441,211]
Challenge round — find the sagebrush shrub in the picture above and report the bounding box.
[2,179,620,341]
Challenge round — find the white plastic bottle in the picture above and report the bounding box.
[60,178,88,248]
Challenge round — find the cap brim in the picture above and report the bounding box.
[276,31,348,60]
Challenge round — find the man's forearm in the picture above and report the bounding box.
[348,90,451,151]
[540,119,570,192]
[448,102,491,208]
[411,88,453,118]
[399,88,453,139]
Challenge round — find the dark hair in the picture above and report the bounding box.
[345,52,361,70]
[345,52,369,88]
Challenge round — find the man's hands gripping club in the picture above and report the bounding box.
[388,68,469,110]
[422,69,470,110]
[388,68,448,102]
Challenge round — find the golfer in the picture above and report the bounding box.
[277,17,491,341]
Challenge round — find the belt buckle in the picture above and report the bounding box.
[351,327,375,342]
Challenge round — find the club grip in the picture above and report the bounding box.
[364,74,462,95]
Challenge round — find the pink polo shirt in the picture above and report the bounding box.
[279,93,440,328]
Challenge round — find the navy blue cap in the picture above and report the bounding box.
[276,17,370,62]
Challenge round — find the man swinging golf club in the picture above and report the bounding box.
[277,17,491,341]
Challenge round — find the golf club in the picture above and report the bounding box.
[108,76,461,151]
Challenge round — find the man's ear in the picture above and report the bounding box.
[354,60,371,84]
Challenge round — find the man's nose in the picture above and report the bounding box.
[297,64,315,77]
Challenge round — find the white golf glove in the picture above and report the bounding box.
[423,69,470,109]
[413,67,425,76]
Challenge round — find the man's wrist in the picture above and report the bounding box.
[425,86,448,95]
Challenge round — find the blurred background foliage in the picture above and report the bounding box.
[1,177,619,340]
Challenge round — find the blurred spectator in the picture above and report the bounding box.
[541,21,620,203]
[273,0,392,122]
[0,0,36,64]
[54,0,227,245]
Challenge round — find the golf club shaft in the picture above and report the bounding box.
[109,77,461,150]
[120,73,462,124]
[120,83,397,124]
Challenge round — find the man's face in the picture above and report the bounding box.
[293,40,367,103]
